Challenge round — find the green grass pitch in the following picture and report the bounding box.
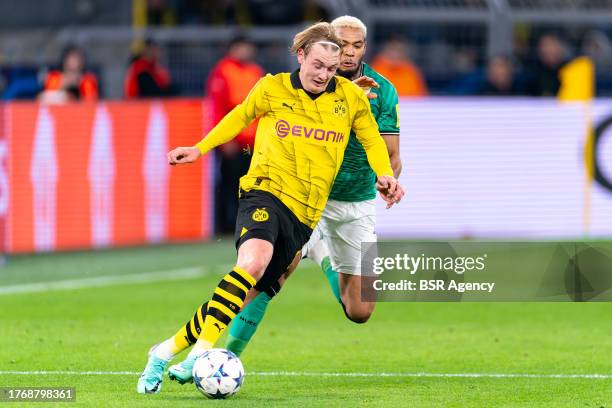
[0,240,611,407]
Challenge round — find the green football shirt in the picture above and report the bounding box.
[329,63,400,202]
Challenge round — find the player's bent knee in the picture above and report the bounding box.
[236,239,274,280]
[345,311,371,324]
[348,314,370,324]
[343,303,374,324]
[237,258,268,280]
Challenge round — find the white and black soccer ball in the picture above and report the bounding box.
[192,349,245,399]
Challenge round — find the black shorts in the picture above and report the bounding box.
[234,189,312,293]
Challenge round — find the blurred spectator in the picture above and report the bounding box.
[453,48,479,75]
[124,39,175,98]
[147,0,176,26]
[38,45,98,103]
[526,34,567,96]
[478,56,521,96]
[207,35,263,233]
[371,36,428,97]
[581,30,612,70]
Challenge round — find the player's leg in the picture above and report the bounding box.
[138,309,209,393]
[301,225,342,304]
[337,273,375,323]
[146,302,209,363]
[167,190,311,384]
[168,250,296,383]
[156,274,271,362]
[323,199,377,323]
[307,238,375,323]
[206,200,375,367]
[224,215,360,357]
[225,217,324,356]
[191,238,271,351]
[164,238,271,384]
[160,251,297,380]
[225,253,300,356]
[137,239,269,392]
[224,200,375,358]
[225,290,271,356]
[142,271,272,367]
[138,191,278,393]
[140,293,254,393]
[137,298,211,393]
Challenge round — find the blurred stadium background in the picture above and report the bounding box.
[2,0,612,98]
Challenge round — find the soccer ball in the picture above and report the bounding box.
[192,349,245,399]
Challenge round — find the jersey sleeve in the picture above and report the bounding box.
[195,75,270,155]
[377,82,400,135]
[351,91,394,178]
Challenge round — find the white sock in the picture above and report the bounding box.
[187,339,211,359]
[306,239,330,267]
[153,338,176,361]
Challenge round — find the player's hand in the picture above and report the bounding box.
[376,175,404,209]
[168,146,201,165]
[353,76,379,100]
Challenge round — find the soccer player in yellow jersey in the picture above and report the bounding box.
[221,16,401,357]
[137,22,404,394]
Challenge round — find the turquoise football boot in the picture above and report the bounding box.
[167,354,199,385]
[136,346,168,394]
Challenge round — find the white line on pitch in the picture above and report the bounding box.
[0,371,611,379]
[0,266,220,296]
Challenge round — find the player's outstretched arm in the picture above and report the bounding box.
[168,76,269,166]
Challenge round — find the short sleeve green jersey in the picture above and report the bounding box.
[328,63,400,202]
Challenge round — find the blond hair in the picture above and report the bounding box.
[290,22,342,55]
[331,15,367,38]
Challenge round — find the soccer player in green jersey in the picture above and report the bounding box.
[217,15,402,357]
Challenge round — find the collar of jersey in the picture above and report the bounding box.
[290,69,337,94]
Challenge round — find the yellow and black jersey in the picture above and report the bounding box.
[195,70,392,228]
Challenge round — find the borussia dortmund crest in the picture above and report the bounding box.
[332,99,347,118]
[252,208,269,222]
